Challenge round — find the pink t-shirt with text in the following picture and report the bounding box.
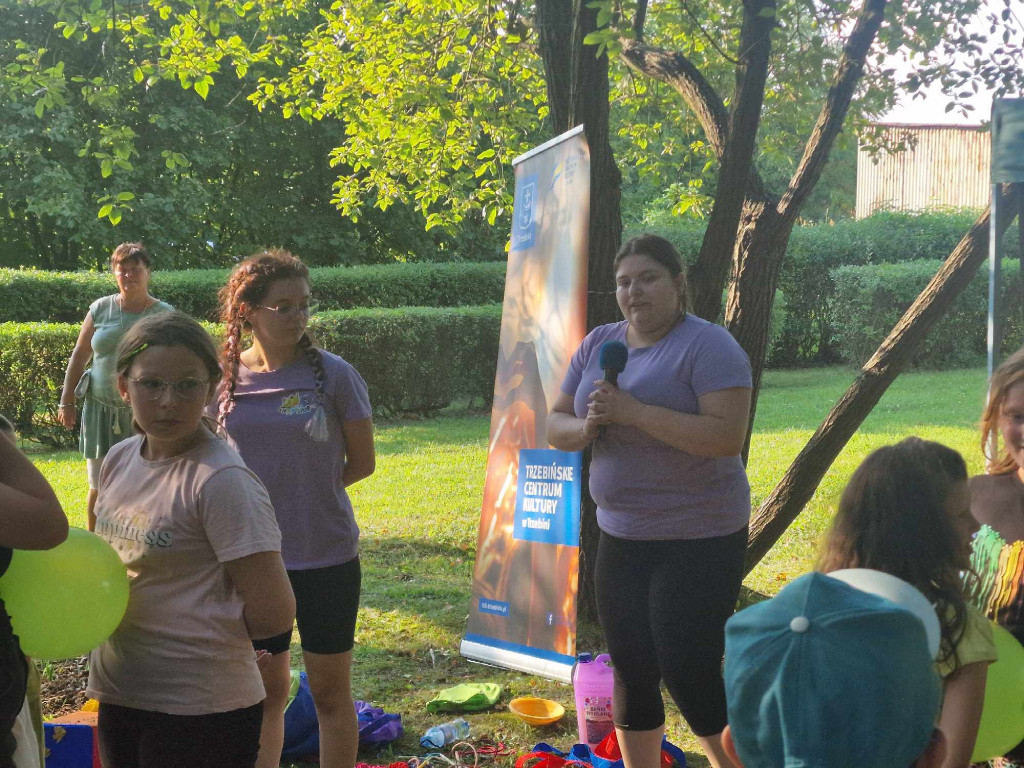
[87,432,282,715]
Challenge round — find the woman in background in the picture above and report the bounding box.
[58,243,172,530]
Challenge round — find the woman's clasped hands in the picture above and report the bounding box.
[583,379,647,441]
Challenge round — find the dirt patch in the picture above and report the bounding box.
[37,656,89,718]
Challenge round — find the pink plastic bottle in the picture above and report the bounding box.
[572,653,615,748]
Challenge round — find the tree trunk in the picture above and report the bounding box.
[744,188,1016,572]
[723,197,789,460]
[535,0,622,623]
[688,0,775,322]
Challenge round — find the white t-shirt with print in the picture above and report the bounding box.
[86,431,282,715]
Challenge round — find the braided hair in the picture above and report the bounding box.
[217,249,328,441]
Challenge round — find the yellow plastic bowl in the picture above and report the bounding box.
[509,696,566,727]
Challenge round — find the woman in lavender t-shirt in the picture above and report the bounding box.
[215,250,375,768]
[548,235,752,768]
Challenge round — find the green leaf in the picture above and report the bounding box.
[97,204,113,218]
[194,79,210,99]
[108,210,122,226]
[133,67,144,83]
[116,192,135,202]
[476,149,495,160]
[34,99,45,118]
[101,159,113,178]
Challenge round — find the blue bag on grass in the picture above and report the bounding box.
[282,671,403,762]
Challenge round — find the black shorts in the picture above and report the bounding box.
[254,557,361,656]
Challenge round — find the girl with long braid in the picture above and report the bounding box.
[216,250,375,768]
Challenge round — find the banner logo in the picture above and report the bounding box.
[511,176,537,252]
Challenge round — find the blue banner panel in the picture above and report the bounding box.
[514,449,582,546]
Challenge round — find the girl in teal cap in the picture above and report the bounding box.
[819,437,996,768]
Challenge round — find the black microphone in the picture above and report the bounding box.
[599,340,628,387]
[596,341,627,438]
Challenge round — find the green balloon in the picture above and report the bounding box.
[972,622,1024,762]
[0,527,129,660]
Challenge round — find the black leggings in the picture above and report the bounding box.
[97,701,263,768]
[595,526,747,737]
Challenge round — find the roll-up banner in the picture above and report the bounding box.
[461,126,590,682]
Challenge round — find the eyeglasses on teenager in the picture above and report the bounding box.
[127,376,210,401]
[256,301,319,319]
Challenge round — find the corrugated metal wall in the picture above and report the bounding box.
[856,124,990,218]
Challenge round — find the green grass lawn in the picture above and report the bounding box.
[27,365,992,767]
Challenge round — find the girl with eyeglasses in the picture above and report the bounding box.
[215,250,375,768]
[86,311,295,768]
[58,243,172,531]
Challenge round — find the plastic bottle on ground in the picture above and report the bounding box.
[572,652,615,748]
[419,717,471,749]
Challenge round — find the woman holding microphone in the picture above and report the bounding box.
[548,235,752,768]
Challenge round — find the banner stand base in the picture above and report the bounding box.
[460,639,573,683]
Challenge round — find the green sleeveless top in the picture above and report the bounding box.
[79,294,172,459]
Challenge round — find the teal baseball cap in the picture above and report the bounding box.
[724,572,941,768]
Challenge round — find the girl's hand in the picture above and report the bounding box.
[587,380,645,427]
[58,405,76,430]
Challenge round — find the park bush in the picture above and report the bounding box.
[769,210,1019,366]
[0,262,507,323]
[830,259,1023,368]
[0,305,501,445]
[635,210,1020,365]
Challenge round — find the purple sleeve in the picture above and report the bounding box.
[560,332,593,396]
[331,358,372,422]
[690,324,752,397]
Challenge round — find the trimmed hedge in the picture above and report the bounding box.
[831,259,1023,368]
[309,306,500,415]
[634,211,1022,366]
[0,305,501,445]
[0,262,507,323]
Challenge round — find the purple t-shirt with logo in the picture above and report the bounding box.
[220,350,372,569]
[560,315,752,540]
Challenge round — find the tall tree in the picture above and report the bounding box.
[551,0,1022,570]
[0,0,505,268]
